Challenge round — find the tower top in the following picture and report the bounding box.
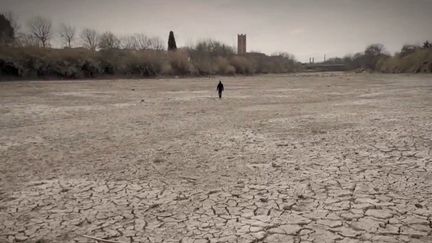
[237,34,247,55]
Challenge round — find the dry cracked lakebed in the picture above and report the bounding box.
[1,73,432,242]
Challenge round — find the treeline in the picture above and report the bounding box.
[0,13,300,79]
[324,42,432,73]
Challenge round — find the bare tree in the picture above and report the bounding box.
[98,31,121,50]
[121,34,139,50]
[121,34,164,51]
[136,34,152,49]
[27,16,52,47]
[363,44,388,70]
[365,44,385,57]
[59,23,75,48]
[80,28,98,50]
[122,33,157,50]
[148,37,164,51]
[273,52,296,61]
[16,33,40,47]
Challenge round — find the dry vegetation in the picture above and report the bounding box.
[325,43,432,73]
[378,48,432,73]
[0,45,301,79]
[0,13,301,80]
[1,12,432,80]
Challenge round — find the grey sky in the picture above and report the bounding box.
[2,0,432,62]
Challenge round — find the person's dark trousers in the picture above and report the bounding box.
[218,91,222,99]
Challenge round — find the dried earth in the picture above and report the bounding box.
[1,73,432,242]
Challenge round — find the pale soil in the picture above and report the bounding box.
[1,72,432,243]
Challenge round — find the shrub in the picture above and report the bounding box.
[378,48,432,73]
[0,43,302,79]
[167,50,192,75]
[230,56,255,74]
[215,57,235,75]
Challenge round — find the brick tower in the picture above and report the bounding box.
[237,34,246,55]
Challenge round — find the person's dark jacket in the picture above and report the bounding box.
[217,82,224,92]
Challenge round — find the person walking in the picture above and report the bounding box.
[216,81,224,99]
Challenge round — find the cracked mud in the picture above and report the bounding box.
[1,73,432,242]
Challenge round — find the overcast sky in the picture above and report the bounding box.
[2,0,432,62]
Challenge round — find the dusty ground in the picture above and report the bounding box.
[1,73,432,243]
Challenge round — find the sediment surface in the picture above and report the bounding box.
[1,73,432,242]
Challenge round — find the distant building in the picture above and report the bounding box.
[237,34,246,55]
